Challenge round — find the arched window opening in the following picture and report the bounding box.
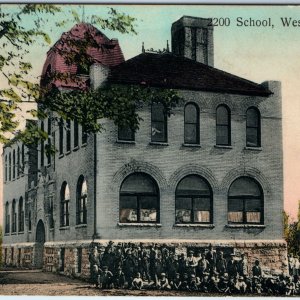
[5,202,10,234]
[12,199,16,233]
[60,182,70,227]
[175,175,213,224]
[18,197,24,232]
[120,173,159,223]
[228,177,263,224]
[216,105,231,146]
[246,107,261,147]
[184,103,200,144]
[151,102,167,143]
[76,176,87,225]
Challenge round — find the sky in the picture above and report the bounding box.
[1,4,300,223]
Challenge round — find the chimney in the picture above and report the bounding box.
[171,16,214,67]
[89,63,109,90]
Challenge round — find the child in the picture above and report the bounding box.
[131,272,144,290]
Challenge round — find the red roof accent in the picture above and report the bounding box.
[41,23,124,89]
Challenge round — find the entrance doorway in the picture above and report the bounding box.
[34,220,45,268]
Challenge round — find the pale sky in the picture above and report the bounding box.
[1,4,300,223]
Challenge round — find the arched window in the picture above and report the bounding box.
[60,182,70,227]
[59,118,64,155]
[228,177,263,224]
[12,150,16,179]
[18,197,24,232]
[76,176,87,225]
[184,103,200,144]
[5,202,10,234]
[246,107,261,147]
[17,147,20,177]
[5,155,7,182]
[40,121,44,167]
[8,153,11,181]
[216,105,231,146]
[12,199,16,233]
[74,119,79,148]
[120,173,159,223]
[175,175,213,224]
[151,102,167,143]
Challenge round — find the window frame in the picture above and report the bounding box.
[175,175,213,224]
[118,125,135,142]
[12,199,17,233]
[59,118,64,155]
[5,202,10,234]
[216,104,231,146]
[76,176,87,225]
[246,107,261,147]
[18,197,24,232]
[60,182,70,227]
[184,102,200,145]
[228,177,264,225]
[66,119,71,152]
[119,173,160,224]
[74,119,79,148]
[151,102,168,143]
[17,147,20,177]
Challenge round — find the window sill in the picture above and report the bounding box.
[18,231,24,234]
[116,140,136,144]
[81,143,87,148]
[149,142,169,146]
[244,146,262,151]
[65,150,71,156]
[4,233,10,236]
[214,145,232,149]
[225,224,265,229]
[182,143,201,148]
[49,228,54,232]
[59,226,70,231]
[75,224,87,229]
[118,223,162,228]
[11,232,17,235]
[73,146,79,152]
[174,224,214,228]
[59,154,64,159]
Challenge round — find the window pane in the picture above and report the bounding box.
[177,175,210,196]
[228,212,243,223]
[120,195,137,209]
[217,106,229,125]
[118,126,134,141]
[185,104,198,123]
[216,126,229,145]
[194,197,211,210]
[176,209,191,223]
[245,198,262,211]
[121,173,157,194]
[247,109,259,127]
[140,209,157,222]
[176,197,192,209]
[194,210,210,222]
[185,124,198,144]
[140,196,158,209]
[228,198,243,211]
[152,121,166,142]
[246,128,258,147]
[246,212,261,223]
[229,177,261,197]
[120,209,137,222]
[152,103,165,122]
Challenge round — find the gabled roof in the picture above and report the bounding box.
[108,52,271,96]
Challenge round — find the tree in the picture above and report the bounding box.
[283,210,300,256]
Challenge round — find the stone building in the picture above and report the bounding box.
[2,16,287,277]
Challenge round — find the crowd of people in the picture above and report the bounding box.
[88,241,300,295]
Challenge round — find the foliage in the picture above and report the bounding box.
[283,210,300,256]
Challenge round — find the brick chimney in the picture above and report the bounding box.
[171,16,214,67]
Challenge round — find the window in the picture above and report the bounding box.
[82,125,87,145]
[184,103,200,144]
[12,150,16,179]
[76,176,87,225]
[8,153,11,181]
[5,202,10,234]
[228,177,263,224]
[60,182,70,227]
[17,147,20,177]
[74,119,79,148]
[118,125,135,141]
[175,175,213,224]
[28,210,32,232]
[246,107,261,147]
[120,173,159,223]
[47,118,51,165]
[21,144,25,173]
[5,155,7,182]
[12,199,16,233]
[66,119,71,152]
[59,118,64,155]
[18,197,24,232]
[40,121,44,167]
[216,105,231,146]
[49,195,54,229]
[151,102,167,143]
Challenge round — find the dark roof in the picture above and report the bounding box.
[108,52,271,96]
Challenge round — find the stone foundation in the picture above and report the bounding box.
[2,240,288,277]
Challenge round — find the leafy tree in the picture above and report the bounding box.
[284,210,300,256]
